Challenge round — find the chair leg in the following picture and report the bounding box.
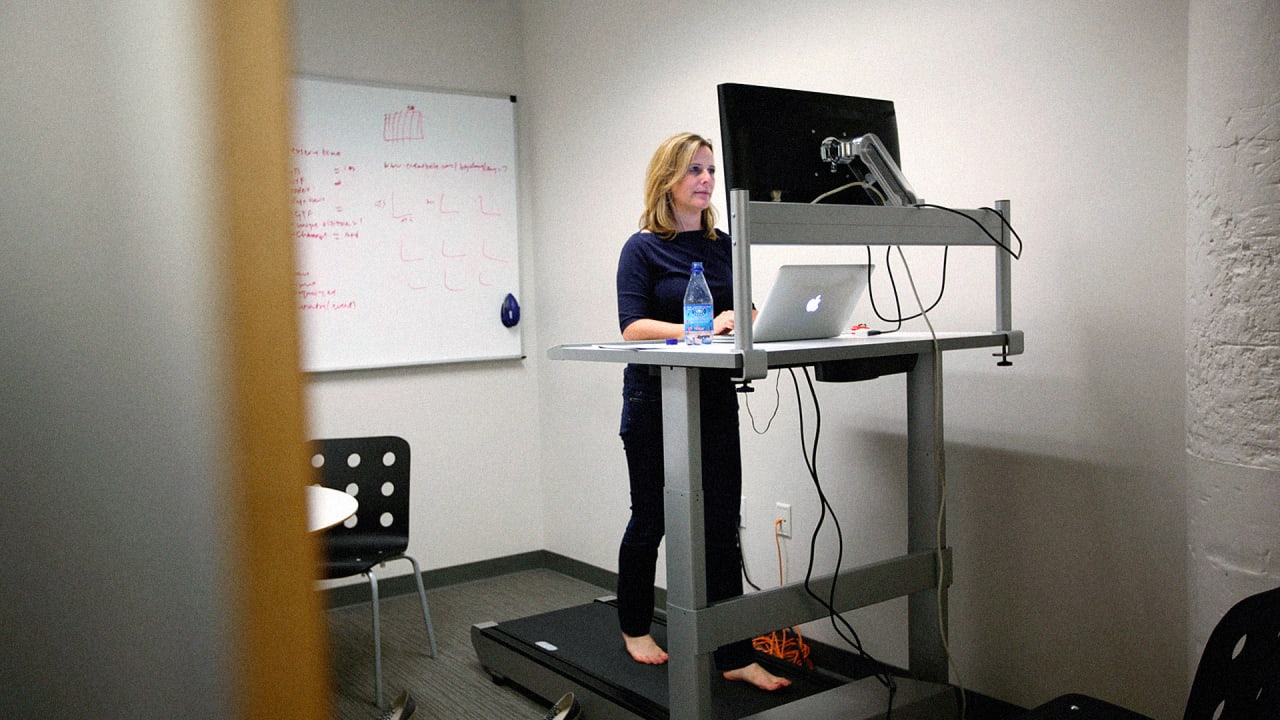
[366,571,384,709]
[404,555,439,658]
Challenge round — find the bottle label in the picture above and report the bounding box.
[684,303,713,344]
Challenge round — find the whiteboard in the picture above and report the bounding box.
[290,76,521,372]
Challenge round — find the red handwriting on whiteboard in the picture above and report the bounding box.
[292,163,364,240]
[296,275,356,312]
[330,164,358,213]
[478,195,502,216]
[381,161,509,174]
[291,147,342,157]
[384,106,424,143]
[399,233,424,263]
[390,192,414,223]
[437,193,461,215]
[482,239,510,263]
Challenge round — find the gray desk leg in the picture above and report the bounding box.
[907,349,949,682]
[661,366,715,720]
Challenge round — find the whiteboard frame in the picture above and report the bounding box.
[290,74,524,373]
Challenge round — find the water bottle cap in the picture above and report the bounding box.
[691,261,703,272]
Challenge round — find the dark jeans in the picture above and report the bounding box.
[617,368,753,670]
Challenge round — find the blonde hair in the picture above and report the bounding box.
[639,132,718,240]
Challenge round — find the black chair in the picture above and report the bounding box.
[310,435,439,708]
[1182,584,1280,719]
[1018,585,1280,720]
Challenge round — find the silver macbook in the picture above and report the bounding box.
[748,264,873,343]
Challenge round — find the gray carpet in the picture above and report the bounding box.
[326,569,610,720]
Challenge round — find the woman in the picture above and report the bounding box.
[614,132,790,691]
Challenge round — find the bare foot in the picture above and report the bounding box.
[622,633,669,664]
[722,662,792,691]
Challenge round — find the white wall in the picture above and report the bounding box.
[1185,0,1280,675]
[524,1,1188,717]
[291,0,546,571]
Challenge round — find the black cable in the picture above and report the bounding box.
[812,183,949,333]
[864,244,949,328]
[740,370,785,591]
[787,368,898,716]
[739,526,760,592]
[977,205,1024,259]
[914,202,1022,259]
[864,247,903,332]
[743,370,783,435]
[814,176,1023,260]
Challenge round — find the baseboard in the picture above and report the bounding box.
[321,550,634,609]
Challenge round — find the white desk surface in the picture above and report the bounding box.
[549,330,1022,369]
[306,485,358,533]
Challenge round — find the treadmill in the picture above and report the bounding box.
[472,597,958,719]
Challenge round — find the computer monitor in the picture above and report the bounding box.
[717,83,906,207]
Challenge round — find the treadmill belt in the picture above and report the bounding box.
[491,600,845,719]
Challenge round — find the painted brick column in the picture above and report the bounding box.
[1185,0,1280,676]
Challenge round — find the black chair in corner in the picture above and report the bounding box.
[310,435,439,708]
[1182,584,1280,719]
[1018,584,1280,720]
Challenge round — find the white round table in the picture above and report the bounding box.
[306,485,358,532]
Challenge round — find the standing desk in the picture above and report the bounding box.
[548,195,1023,720]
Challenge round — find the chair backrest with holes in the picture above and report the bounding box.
[1183,585,1280,720]
[309,436,412,572]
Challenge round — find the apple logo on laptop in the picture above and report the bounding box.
[806,294,822,313]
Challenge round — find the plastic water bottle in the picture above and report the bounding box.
[683,262,714,345]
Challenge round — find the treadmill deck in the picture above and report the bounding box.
[472,597,955,719]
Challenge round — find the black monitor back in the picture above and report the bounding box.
[717,83,901,207]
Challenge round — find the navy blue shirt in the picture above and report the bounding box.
[616,228,736,391]
[616,229,735,332]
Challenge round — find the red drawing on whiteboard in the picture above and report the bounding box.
[400,235,424,262]
[440,238,465,259]
[390,192,414,222]
[482,239,510,263]
[442,264,468,292]
[384,105,424,142]
[437,193,461,215]
[478,195,502,216]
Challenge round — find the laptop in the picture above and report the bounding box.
[744,264,873,343]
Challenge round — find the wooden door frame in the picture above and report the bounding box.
[209,1,331,717]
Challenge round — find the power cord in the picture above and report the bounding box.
[783,180,1018,717]
[743,370,783,435]
[863,244,949,332]
[810,185,1024,340]
[914,202,1023,259]
[812,179,887,205]
[740,526,759,592]
[787,367,898,718]
[750,519,815,669]
[893,246,967,720]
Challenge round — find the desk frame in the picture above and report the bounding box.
[549,195,1021,719]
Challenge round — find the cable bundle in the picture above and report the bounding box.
[752,627,813,669]
[751,518,814,669]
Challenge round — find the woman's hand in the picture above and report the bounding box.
[713,310,736,335]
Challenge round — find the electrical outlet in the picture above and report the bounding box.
[775,502,792,538]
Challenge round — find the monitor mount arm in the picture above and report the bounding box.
[819,132,919,207]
